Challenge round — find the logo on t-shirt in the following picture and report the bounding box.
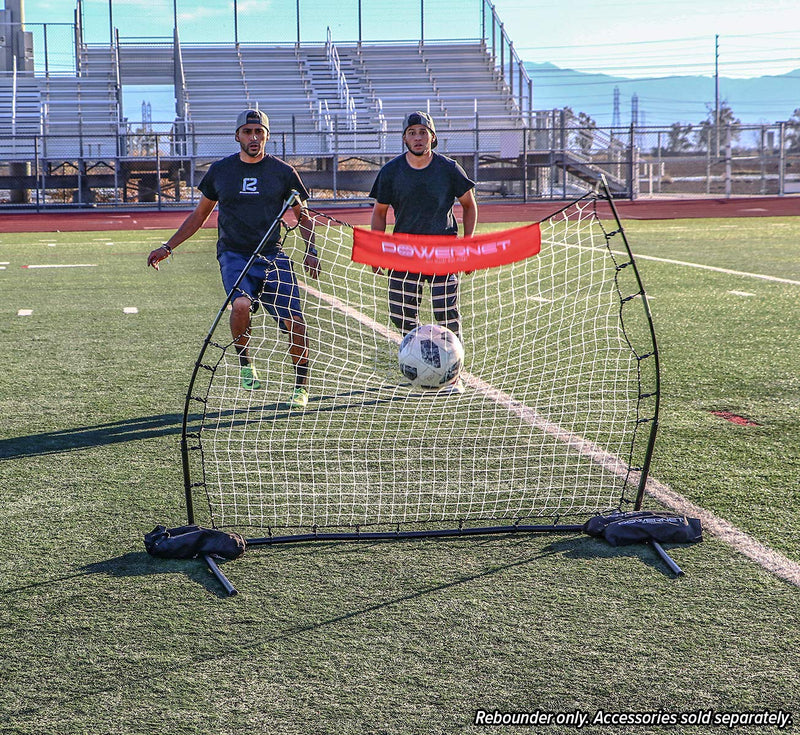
[240,177,259,195]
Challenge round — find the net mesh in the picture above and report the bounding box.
[184,193,659,535]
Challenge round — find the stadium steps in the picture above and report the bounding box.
[420,42,523,126]
[552,151,628,195]
[339,44,448,132]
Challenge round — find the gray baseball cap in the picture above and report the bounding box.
[236,109,270,132]
[403,111,437,148]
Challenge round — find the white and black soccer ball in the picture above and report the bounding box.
[398,324,464,390]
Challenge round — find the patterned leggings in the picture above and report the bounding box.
[387,270,461,337]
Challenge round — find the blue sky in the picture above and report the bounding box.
[16,0,800,79]
[12,0,800,125]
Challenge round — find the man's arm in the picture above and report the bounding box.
[369,202,391,274]
[147,195,217,270]
[458,189,478,238]
[294,202,319,280]
[370,202,390,232]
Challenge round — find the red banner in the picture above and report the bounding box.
[351,223,542,275]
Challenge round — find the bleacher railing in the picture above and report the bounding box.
[325,29,357,131]
[481,0,532,125]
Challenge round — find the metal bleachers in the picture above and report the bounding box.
[3,39,524,161]
[0,76,41,158]
[40,74,120,158]
[237,45,315,133]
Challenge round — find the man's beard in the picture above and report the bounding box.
[405,142,428,157]
[240,140,263,158]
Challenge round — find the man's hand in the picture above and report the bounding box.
[303,248,320,279]
[147,244,171,270]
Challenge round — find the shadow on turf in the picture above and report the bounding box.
[3,535,677,602]
[0,414,187,459]
[80,552,235,597]
[540,535,683,577]
[2,552,233,599]
[0,389,408,459]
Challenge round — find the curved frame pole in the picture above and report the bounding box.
[599,175,661,509]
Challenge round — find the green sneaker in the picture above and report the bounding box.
[288,386,309,410]
[240,364,261,390]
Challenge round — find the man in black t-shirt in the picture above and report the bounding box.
[369,111,478,394]
[147,109,317,409]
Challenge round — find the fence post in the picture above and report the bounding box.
[656,131,662,194]
[333,117,339,200]
[473,112,480,183]
[33,134,40,211]
[522,125,528,203]
[156,134,163,209]
[778,122,786,196]
[628,124,635,200]
[724,129,732,198]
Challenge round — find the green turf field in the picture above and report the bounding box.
[0,213,798,734]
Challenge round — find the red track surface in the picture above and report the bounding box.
[0,196,797,233]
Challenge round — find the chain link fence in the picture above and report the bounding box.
[1,121,799,208]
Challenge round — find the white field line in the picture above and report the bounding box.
[554,241,800,287]
[300,279,800,588]
[23,263,97,269]
[643,476,800,587]
[626,252,800,286]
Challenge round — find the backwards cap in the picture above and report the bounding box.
[403,111,437,148]
[236,109,270,132]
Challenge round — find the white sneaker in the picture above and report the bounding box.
[439,378,465,395]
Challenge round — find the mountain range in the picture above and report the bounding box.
[524,62,800,128]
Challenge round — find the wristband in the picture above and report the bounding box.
[161,243,172,255]
[307,246,318,257]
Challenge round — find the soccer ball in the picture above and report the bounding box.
[398,324,464,390]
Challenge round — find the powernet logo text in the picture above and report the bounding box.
[380,238,511,263]
[351,222,541,275]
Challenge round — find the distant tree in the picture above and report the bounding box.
[560,107,597,155]
[785,108,800,152]
[665,122,694,153]
[575,111,597,155]
[695,102,741,154]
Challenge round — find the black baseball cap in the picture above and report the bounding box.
[403,111,437,148]
[236,109,270,132]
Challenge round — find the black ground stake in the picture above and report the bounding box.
[204,554,238,596]
[651,540,684,576]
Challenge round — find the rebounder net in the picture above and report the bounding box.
[181,189,659,539]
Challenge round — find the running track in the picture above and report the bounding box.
[0,195,798,233]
